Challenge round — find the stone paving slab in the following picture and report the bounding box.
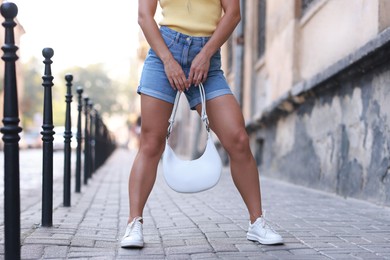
[0,148,390,259]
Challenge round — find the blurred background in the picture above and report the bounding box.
[0,0,142,150]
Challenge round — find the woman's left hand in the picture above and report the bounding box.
[188,51,211,86]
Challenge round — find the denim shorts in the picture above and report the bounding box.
[137,26,233,109]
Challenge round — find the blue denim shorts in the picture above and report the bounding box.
[137,26,233,109]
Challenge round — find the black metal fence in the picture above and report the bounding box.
[1,2,117,259]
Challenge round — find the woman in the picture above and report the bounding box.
[121,0,283,248]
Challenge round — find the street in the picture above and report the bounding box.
[1,148,389,259]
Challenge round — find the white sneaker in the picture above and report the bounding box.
[247,213,283,245]
[120,217,144,248]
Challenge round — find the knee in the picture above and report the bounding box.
[223,128,250,156]
[139,135,165,159]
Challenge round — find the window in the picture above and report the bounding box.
[227,36,233,74]
[240,0,246,31]
[257,0,266,59]
[255,138,264,167]
[301,0,319,17]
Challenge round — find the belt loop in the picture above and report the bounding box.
[174,32,180,43]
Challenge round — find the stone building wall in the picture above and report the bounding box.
[248,24,390,205]
[253,36,390,205]
[222,0,390,205]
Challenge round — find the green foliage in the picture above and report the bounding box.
[60,64,125,115]
[20,60,138,131]
[21,57,45,129]
[20,57,67,129]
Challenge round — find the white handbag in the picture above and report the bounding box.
[162,83,222,193]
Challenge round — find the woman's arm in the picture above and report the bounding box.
[138,0,188,91]
[188,0,241,86]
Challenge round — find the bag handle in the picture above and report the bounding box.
[166,83,210,139]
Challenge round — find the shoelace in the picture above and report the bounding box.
[262,210,276,233]
[259,211,277,232]
[126,217,142,237]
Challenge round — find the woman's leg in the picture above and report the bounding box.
[196,95,262,223]
[128,95,173,222]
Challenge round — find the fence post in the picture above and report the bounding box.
[1,2,21,259]
[63,74,73,206]
[41,47,55,227]
[83,96,90,184]
[75,86,83,192]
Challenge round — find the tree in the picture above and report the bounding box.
[60,64,122,116]
[20,60,139,134]
[20,57,44,129]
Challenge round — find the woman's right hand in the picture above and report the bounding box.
[163,56,189,92]
[138,0,188,92]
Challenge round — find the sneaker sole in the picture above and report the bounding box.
[247,234,284,245]
[120,240,144,248]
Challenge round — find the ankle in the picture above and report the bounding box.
[250,212,263,224]
[128,216,143,224]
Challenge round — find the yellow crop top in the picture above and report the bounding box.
[159,0,222,36]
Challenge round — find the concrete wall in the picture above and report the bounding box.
[240,0,385,120]
[237,0,390,205]
[256,57,390,205]
[299,0,378,81]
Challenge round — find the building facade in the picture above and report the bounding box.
[224,0,390,205]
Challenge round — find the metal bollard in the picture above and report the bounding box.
[1,2,22,259]
[102,124,111,161]
[83,96,90,184]
[63,74,73,206]
[41,47,55,227]
[94,112,102,169]
[88,100,95,175]
[75,86,83,192]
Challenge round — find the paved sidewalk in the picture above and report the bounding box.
[1,148,390,259]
